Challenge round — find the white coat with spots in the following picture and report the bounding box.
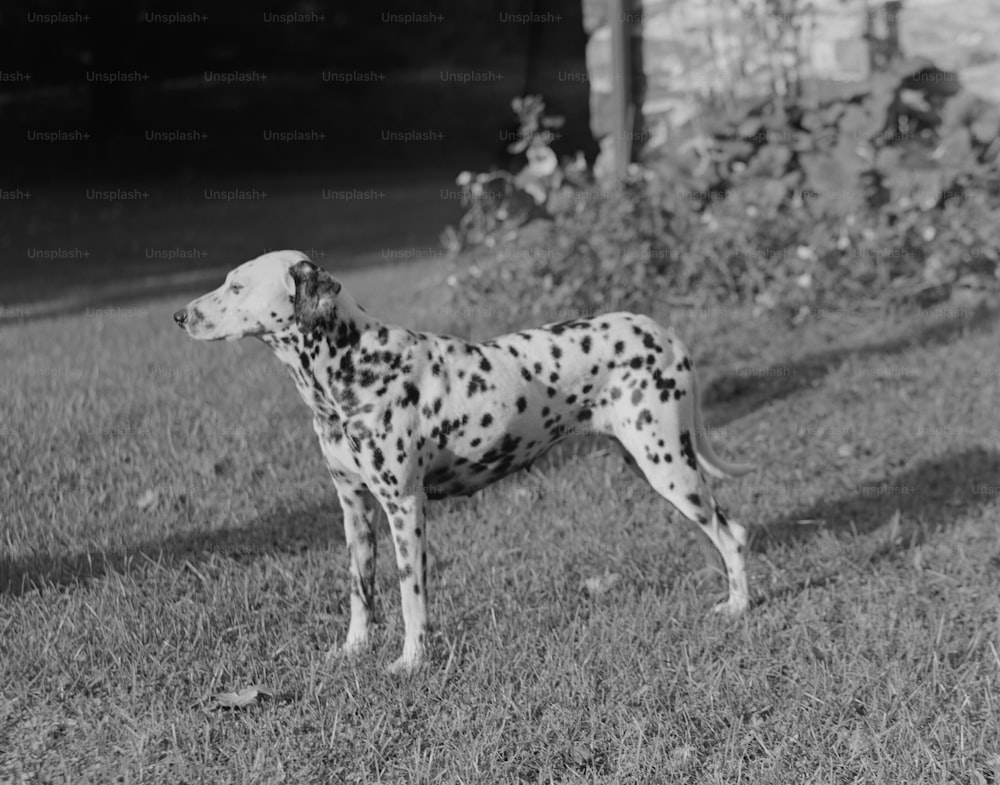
[174,250,753,673]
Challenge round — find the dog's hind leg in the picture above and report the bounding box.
[610,396,750,614]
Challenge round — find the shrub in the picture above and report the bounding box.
[445,59,1000,326]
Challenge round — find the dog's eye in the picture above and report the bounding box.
[230,283,243,294]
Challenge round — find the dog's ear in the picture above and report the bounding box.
[284,258,316,296]
[290,262,342,333]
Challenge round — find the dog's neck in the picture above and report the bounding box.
[261,290,382,420]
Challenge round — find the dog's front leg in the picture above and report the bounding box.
[330,476,378,658]
[376,490,427,674]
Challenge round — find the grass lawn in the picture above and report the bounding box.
[2,255,999,783]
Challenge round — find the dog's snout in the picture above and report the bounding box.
[173,308,188,327]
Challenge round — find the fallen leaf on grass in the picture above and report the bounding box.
[567,743,595,768]
[211,685,274,710]
[581,571,621,597]
[670,744,695,764]
[136,488,160,511]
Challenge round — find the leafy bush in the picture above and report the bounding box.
[446,59,1000,326]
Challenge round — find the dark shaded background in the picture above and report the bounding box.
[0,0,596,310]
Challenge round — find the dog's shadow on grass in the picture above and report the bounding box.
[752,445,1000,600]
[702,305,998,427]
[0,499,344,597]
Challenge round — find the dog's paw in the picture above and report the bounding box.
[386,644,426,676]
[712,596,749,616]
[326,636,369,663]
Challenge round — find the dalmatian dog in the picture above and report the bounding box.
[173,250,753,673]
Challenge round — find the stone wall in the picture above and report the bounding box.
[582,0,901,174]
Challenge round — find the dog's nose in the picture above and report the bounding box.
[173,309,188,327]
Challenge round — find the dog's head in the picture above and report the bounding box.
[173,249,343,341]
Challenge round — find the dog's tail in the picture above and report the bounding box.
[690,364,754,480]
